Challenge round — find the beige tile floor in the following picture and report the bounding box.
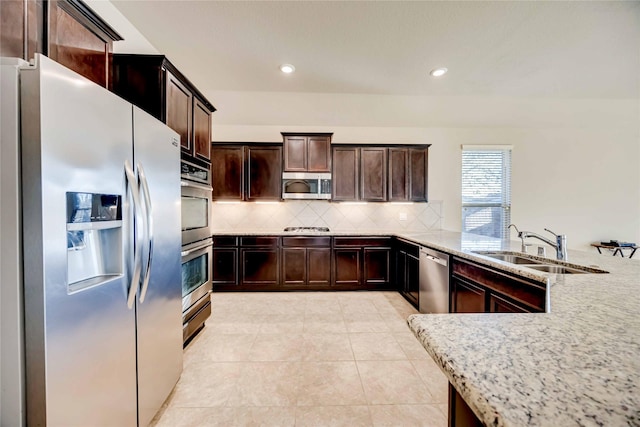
[151,291,448,427]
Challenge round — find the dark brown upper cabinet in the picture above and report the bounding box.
[332,145,387,202]
[211,146,244,200]
[112,54,216,165]
[1,0,122,88]
[282,133,332,172]
[389,146,429,202]
[246,146,282,201]
[332,146,360,201]
[211,143,282,201]
[360,147,387,201]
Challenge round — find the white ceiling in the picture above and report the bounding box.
[109,0,639,99]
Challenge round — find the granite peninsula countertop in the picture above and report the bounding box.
[213,229,640,425]
[403,231,640,427]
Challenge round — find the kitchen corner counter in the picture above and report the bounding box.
[403,231,640,427]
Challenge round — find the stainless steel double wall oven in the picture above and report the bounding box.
[180,160,213,343]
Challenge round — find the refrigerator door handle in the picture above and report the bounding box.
[138,163,154,303]
[125,160,144,309]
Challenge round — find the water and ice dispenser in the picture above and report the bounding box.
[66,192,123,292]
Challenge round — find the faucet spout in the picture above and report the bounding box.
[519,229,568,261]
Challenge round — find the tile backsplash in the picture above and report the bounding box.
[211,200,443,233]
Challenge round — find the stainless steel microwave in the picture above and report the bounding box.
[282,172,331,200]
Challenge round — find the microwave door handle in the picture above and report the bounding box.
[124,160,143,309]
[137,163,153,304]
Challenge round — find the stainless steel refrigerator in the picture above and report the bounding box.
[1,54,183,426]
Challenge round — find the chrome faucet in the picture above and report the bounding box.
[509,224,568,261]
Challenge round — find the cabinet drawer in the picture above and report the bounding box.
[240,236,279,247]
[334,237,391,247]
[213,236,238,246]
[282,237,331,247]
[396,239,420,257]
[452,258,546,312]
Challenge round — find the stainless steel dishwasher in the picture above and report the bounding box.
[419,247,450,313]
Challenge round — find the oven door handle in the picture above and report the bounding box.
[181,241,213,257]
[180,180,213,192]
[138,163,153,304]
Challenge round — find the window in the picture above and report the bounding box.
[461,146,512,240]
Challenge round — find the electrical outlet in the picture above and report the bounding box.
[399,212,407,221]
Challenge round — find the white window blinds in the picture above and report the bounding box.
[461,146,512,240]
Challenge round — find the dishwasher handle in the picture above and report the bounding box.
[420,250,448,267]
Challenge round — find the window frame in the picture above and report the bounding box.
[461,145,512,240]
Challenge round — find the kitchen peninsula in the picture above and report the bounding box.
[210,228,639,426]
[402,230,640,427]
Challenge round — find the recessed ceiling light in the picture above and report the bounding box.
[430,67,448,77]
[280,64,295,74]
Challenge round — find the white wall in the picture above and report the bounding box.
[211,110,640,252]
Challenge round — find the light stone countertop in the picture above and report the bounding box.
[402,230,640,427]
[212,228,640,425]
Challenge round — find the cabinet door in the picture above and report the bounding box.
[307,136,331,172]
[49,1,113,88]
[389,148,409,201]
[308,248,331,286]
[282,248,306,286]
[246,146,282,200]
[409,148,428,201]
[363,248,391,286]
[360,147,387,201]
[212,248,238,286]
[451,277,486,313]
[241,248,279,286]
[283,136,307,172]
[396,250,408,293]
[406,253,420,307]
[193,98,212,162]
[489,294,530,313]
[211,146,244,200]
[165,70,192,153]
[332,147,359,201]
[333,249,361,286]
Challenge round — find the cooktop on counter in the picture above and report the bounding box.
[283,226,330,233]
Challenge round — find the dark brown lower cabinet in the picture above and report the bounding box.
[333,237,393,290]
[212,235,399,292]
[396,240,420,308]
[241,237,279,287]
[212,248,238,286]
[451,277,486,313]
[451,257,546,313]
[334,249,361,287]
[282,237,331,288]
[363,248,392,288]
[449,384,483,427]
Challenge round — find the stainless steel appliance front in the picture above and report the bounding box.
[181,178,213,245]
[17,55,182,427]
[282,172,332,200]
[181,237,213,313]
[419,247,450,314]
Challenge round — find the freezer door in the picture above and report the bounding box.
[133,106,183,427]
[20,55,138,426]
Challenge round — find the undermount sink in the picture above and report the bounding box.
[524,265,590,274]
[482,254,545,265]
[473,251,608,274]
